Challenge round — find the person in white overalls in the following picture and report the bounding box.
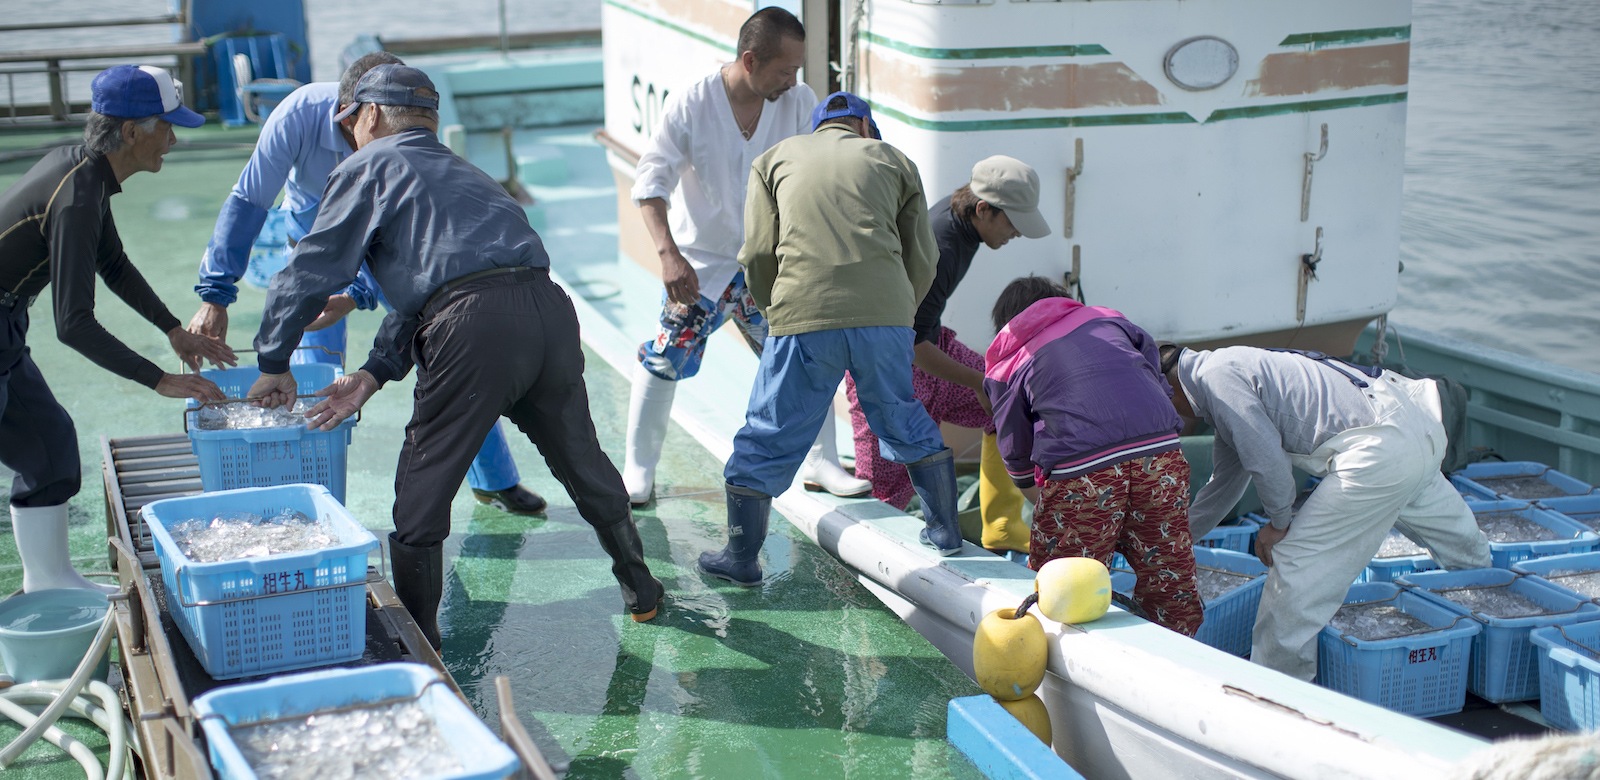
[1164,345,1491,681]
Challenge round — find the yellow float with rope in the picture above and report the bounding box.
[1034,557,1112,625]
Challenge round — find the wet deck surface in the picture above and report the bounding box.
[0,123,984,778]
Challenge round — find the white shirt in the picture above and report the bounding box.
[631,69,817,298]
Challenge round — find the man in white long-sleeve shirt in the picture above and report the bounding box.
[1163,345,1490,680]
[621,7,870,505]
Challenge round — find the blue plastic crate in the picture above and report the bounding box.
[1538,494,1600,536]
[1361,526,1440,584]
[141,485,378,680]
[1455,461,1596,502]
[1471,500,1598,569]
[1514,551,1600,606]
[1397,568,1600,703]
[1316,583,1478,717]
[1200,515,1260,554]
[1529,622,1600,732]
[193,663,519,779]
[186,364,356,502]
[1449,475,1500,503]
[1193,547,1269,657]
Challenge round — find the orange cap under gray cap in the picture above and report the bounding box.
[333,64,440,121]
[969,155,1051,239]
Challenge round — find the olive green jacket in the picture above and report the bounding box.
[738,124,938,337]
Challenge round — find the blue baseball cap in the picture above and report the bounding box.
[810,91,878,138]
[90,65,204,128]
[333,64,440,121]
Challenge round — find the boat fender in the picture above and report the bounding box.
[997,693,1053,746]
[972,602,1047,702]
[1035,557,1111,625]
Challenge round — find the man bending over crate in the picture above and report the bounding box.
[247,65,663,648]
[0,65,232,595]
[1165,345,1491,680]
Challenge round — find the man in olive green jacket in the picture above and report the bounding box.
[700,91,963,587]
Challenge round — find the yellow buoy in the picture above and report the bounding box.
[1035,557,1111,624]
[972,607,1047,701]
[997,693,1052,745]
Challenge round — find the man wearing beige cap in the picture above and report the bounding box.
[845,155,1050,559]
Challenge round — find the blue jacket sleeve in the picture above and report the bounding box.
[194,194,270,306]
[341,264,382,310]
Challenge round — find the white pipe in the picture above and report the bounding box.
[0,607,116,767]
[0,696,104,779]
[4,682,136,780]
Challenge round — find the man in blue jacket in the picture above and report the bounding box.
[189,52,546,515]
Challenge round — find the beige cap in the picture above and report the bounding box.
[969,156,1050,239]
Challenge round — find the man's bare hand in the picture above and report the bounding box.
[305,370,379,432]
[168,327,236,370]
[247,371,299,409]
[304,294,358,332]
[1256,523,1289,568]
[155,373,226,403]
[188,302,228,341]
[661,249,700,306]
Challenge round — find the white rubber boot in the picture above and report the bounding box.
[10,503,118,594]
[623,365,677,505]
[799,413,873,497]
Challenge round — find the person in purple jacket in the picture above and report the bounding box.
[983,277,1202,635]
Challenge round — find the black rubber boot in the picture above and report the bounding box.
[471,484,549,516]
[594,518,664,622]
[697,484,771,586]
[388,533,444,650]
[907,449,963,556]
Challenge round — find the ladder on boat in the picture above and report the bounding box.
[99,433,555,779]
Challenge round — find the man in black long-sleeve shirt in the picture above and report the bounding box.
[0,65,232,593]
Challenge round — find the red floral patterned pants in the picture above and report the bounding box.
[1032,449,1203,636]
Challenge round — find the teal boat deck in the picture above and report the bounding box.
[0,122,985,778]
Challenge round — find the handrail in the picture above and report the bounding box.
[0,15,184,34]
[594,128,640,169]
[378,27,601,56]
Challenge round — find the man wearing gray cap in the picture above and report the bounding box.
[247,64,662,648]
[0,65,230,594]
[845,156,1049,558]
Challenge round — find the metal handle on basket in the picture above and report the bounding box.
[175,547,383,609]
[196,677,448,728]
[182,393,361,433]
[181,345,346,373]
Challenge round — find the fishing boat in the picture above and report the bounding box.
[0,0,1595,777]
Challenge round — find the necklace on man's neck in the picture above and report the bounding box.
[723,69,761,140]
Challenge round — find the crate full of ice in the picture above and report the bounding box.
[1528,621,1600,732]
[193,663,519,780]
[1514,551,1600,607]
[1469,500,1597,569]
[1453,461,1596,502]
[185,363,356,501]
[141,484,378,680]
[1317,582,1478,717]
[1397,568,1600,703]
[1192,547,1268,657]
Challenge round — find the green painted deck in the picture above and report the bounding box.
[0,123,983,778]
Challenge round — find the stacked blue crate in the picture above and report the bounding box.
[1528,622,1600,732]
[1398,568,1600,703]
[1198,515,1260,554]
[1316,582,1478,717]
[1513,551,1600,607]
[1538,494,1600,536]
[1470,500,1597,569]
[1193,547,1269,657]
[1453,461,1596,503]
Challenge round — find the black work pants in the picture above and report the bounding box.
[392,269,631,545]
[0,307,80,507]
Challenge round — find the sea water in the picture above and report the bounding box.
[194,399,316,431]
[1329,602,1437,641]
[1196,568,1254,602]
[1475,512,1561,543]
[234,700,461,780]
[169,509,339,563]
[1436,586,1551,618]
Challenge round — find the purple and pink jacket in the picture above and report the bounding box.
[983,298,1182,488]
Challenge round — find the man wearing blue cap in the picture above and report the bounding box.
[0,65,231,594]
[700,91,957,586]
[247,65,662,648]
[186,52,549,517]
